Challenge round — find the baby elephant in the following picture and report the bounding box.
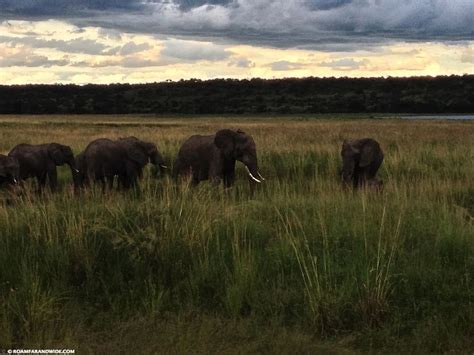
[0,154,20,187]
[8,143,78,191]
[341,138,384,189]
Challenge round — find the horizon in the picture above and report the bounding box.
[1,1,473,85]
[0,73,473,87]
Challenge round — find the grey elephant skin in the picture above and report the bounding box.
[174,129,264,188]
[341,138,384,188]
[0,154,20,187]
[80,136,166,190]
[8,143,77,191]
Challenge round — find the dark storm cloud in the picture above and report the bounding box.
[306,0,352,10]
[174,0,233,10]
[0,0,143,18]
[1,0,473,49]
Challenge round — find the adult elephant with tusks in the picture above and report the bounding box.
[0,154,20,187]
[8,143,78,192]
[340,138,384,189]
[82,136,167,190]
[174,129,264,190]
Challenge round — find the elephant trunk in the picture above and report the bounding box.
[341,158,354,184]
[67,158,79,174]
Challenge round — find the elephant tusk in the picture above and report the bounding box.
[13,178,17,184]
[245,166,262,183]
[74,168,80,173]
[160,165,168,169]
[257,172,265,181]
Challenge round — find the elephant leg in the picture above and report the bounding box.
[224,171,235,188]
[37,173,47,193]
[352,171,362,189]
[48,167,58,191]
[125,163,140,191]
[361,170,372,188]
[129,172,140,192]
[95,174,106,192]
[121,175,131,190]
[107,176,115,190]
[191,168,201,186]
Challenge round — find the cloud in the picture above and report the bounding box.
[319,58,367,70]
[174,0,233,10]
[0,35,111,55]
[88,0,472,50]
[269,61,307,71]
[0,46,69,67]
[461,47,474,63]
[160,39,231,61]
[228,58,255,68]
[0,0,473,50]
[0,0,143,18]
[307,0,352,10]
[118,42,151,55]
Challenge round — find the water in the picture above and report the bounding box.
[400,115,474,121]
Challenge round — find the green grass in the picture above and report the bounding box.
[0,115,473,352]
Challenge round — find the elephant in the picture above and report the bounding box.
[81,136,166,190]
[174,129,264,189]
[340,138,384,189]
[8,143,78,191]
[0,154,20,187]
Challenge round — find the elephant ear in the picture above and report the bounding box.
[359,142,375,167]
[126,146,148,167]
[143,142,158,156]
[48,144,64,165]
[214,129,237,159]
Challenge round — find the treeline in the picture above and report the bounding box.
[0,75,473,114]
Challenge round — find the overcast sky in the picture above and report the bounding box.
[0,0,473,84]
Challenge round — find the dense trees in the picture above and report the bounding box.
[0,75,472,114]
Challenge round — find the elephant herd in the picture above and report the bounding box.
[0,129,384,194]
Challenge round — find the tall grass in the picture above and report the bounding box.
[0,115,473,352]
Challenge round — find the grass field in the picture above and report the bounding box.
[0,115,473,353]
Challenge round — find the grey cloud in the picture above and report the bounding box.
[0,53,69,67]
[269,61,307,71]
[229,58,255,68]
[306,0,352,10]
[319,58,366,70]
[160,39,231,61]
[0,0,143,18]
[174,0,233,10]
[98,28,123,40]
[0,35,111,55]
[1,0,473,50]
[119,42,151,55]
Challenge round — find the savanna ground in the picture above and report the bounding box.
[0,114,473,353]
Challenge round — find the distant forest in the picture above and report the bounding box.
[0,75,472,114]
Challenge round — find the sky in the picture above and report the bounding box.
[0,0,473,84]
